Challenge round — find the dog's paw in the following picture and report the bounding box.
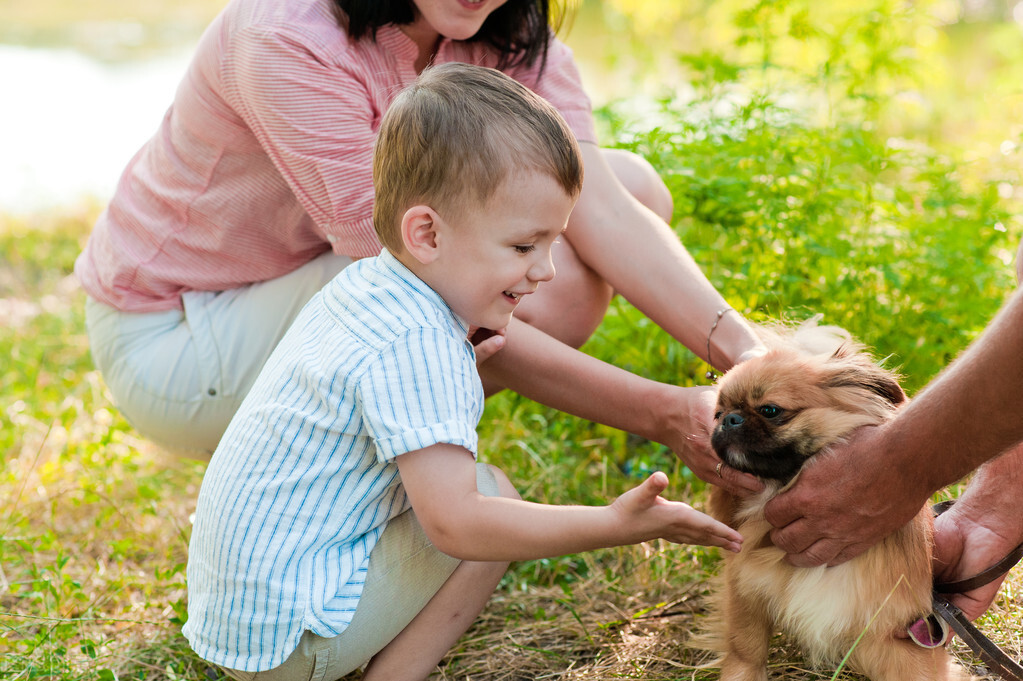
[719,657,769,681]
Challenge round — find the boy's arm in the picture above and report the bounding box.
[395,443,742,562]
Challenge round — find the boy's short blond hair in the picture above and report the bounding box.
[372,63,584,252]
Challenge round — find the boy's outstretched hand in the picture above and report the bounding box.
[612,472,743,553]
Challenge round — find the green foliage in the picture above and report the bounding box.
[3,1,1023,678]
[491,0,1022,615]
[597,0,1020,394]
[617,93,1016,392]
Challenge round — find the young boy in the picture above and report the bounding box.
[183,63,742,681]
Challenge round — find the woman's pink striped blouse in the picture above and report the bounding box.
[75,0,596,312]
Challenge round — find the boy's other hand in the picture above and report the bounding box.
[612,472,742,553]
[469,327,506,366]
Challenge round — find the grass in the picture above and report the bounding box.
[3,127,1022,681]
[4,1,1023,679]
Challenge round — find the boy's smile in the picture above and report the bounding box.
[427,171,577,332]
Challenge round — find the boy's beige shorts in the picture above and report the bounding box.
[221,463,501,681]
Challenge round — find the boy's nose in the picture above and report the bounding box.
[528,253,556,283]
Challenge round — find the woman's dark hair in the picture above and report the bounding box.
[335,1,562,71]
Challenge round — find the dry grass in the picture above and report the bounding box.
[433,566,1021,681]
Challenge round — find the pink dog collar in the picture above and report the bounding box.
[907,613,951,648]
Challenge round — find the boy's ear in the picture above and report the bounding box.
[401,205,442,265]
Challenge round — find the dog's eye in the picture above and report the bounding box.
[714,411,723,420]
[758,405,783,419]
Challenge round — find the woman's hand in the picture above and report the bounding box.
[662,385,763,496]
[732,344,768,367]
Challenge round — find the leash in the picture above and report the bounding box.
[913,500,1023,680]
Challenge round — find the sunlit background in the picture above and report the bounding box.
[3,0,1023,215]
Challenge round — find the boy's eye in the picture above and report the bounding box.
[513,244,535,254]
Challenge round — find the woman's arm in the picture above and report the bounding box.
[480,318,763,495]
[566,143,764,370]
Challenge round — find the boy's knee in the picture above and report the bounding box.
[476,463,521,501]
[601,147,673,223]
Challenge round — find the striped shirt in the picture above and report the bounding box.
[182,249,484,671]
[74,0,596,313]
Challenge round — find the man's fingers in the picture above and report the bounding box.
[763,490,803,531]
[768,521,812,556]
[826,542,873,567]
[783,538,840,568]
[949,579,1005,622]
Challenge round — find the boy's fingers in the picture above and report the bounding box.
[704,526,743,553]
[711,517,743,547]
[643,471,669,498]
[701,512,743,551]
[676,507,743,552]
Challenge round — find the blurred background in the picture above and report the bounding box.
[3,0,1023,216]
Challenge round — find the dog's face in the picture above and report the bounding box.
[711,339,905,484]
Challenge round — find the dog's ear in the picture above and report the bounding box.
[825,353,907,406]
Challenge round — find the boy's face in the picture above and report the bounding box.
[430,171,576,332]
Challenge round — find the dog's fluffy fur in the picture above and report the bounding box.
[695,320,971,681]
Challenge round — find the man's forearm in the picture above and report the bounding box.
[886,287,1023,493]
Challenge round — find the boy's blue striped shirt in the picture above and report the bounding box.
[183,249,483,671]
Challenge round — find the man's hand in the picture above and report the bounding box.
[764,425,929,567]
[932,446,1023,620]
[933,505,1013,621]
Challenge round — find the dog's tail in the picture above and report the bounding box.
[754,314,855,357]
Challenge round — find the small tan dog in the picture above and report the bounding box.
[696,321,971,681]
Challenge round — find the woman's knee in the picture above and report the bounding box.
[601,147,674,223]
[513,240,613,349]
[477,463,521,501]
